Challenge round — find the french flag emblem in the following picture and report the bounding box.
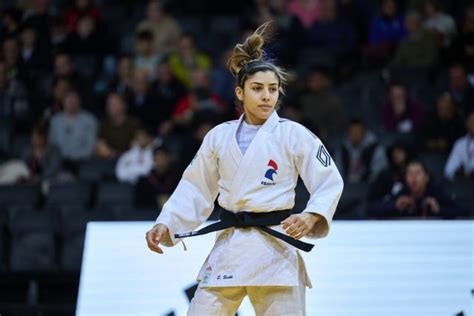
[264,159,278,181]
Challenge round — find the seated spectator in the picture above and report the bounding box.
[383,82,424,134]
[447,63,474,117]
[369,160,466,218]
[448,5,474,75]
[444,111,474,180]
[297,66,343,140]
[19,21,53,86]
[48,89,98,163]
[421,92,464,153]
[305,0,357,58]
[0,7,22,43]
[287,0,321,28]
[135,0,181,55]
[115,128,155,184]
[364,0,406,66]
[152,61,187,118]
[422,0,457,48]
[135,144,179,209]
[172,69,224,128]
[133,30,163,81]
[67,14,108,78]
[2,37,24,82]
[0,60,30,131]
[168,34,212,88]
[108,54,134,96]
[51,52,92,106]
[63,0,101,33]
[126,68,165,132]
[392,11,439,67]
[22,124,62,183]
[41,78,72,121]
[368,142,412,202]
[334,119,388,183]
[95,92,141,160]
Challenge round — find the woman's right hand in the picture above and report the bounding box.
[145,224,170,254]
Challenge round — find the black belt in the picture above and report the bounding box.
[174,209,314,252]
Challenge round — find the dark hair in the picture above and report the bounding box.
[227,22,288,93]
[136,30,154,41]
[347,118,366,128]
[406,159,429,174]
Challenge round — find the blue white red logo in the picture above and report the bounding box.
[264,159,278,181]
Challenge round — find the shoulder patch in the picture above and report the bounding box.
[316,145,331,167]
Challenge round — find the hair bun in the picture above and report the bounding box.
[227,22,271,77]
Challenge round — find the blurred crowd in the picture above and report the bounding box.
[0,0,473,219]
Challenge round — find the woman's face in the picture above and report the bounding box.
[405,163,429,194]
[236,70,279,125]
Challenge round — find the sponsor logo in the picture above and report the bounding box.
[264,159,278,181]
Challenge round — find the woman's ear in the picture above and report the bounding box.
[235,86,244,101]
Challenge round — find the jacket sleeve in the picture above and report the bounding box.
[292,125,344,238]
[155,130,219,246]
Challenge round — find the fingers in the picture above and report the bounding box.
[281,215,309,239]
[145,229,164,254]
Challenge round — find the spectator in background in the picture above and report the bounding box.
[63,0,101,33]
[369,160,465,218]
[2,37,24,82]
[334,119,388,183]
[51,52,91,104]
[383,82,424,134]
[449,5,474,75]
[135,0,182,55]
[0,60,30,130]
[133,30,163,80]
[43,77,72,119]
[67,14,108,78]
[21,0,56,52]
[305,0,357,61]
[108,54,134,96]
[172,69,224,128]
[392,11,439,67]
[135,144,180,209]
[126,68,165,132]
[422,0,456,48]
[444,111,474,180]
[19,21,53,91]
[211,48,242,107]
[48,89,98,163]
[49,16,71,53]
[421,92,464,153]
[447,63,474,116]
[364,0,406,66]
[368,142,412,202]
[287,0,321,28]
[168,34,212,88]
[115,128,154,184]
[95,92,141,160]
[22,124,62,183]
[0,7,22,43]
[298,67,343,141]
[152,61,186,125]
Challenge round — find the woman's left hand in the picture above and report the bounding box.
[281,213,322,240]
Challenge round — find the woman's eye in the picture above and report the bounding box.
[253,87,261,91]
[270,88,277,92]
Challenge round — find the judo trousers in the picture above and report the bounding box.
[188,265,306,316]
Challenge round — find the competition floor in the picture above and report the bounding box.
[77,221,473,316]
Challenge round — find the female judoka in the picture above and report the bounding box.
[145,23,344,315]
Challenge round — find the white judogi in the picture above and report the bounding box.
[155,111,343,312]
